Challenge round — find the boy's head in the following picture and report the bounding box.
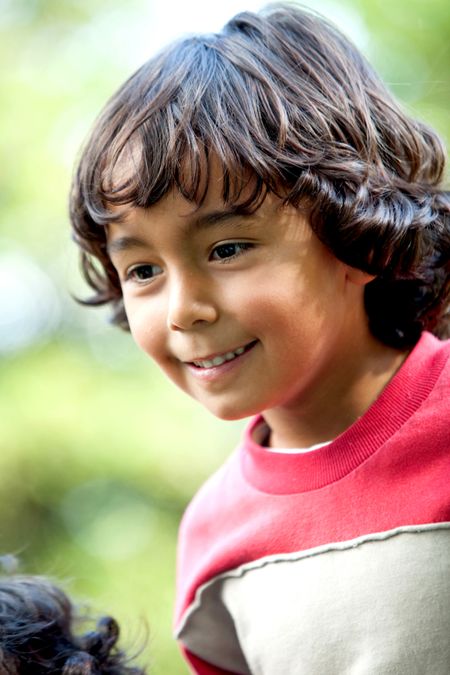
[70,3,449,352]
[0,574,144,674]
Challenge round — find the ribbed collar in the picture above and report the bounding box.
[240,332,449,494]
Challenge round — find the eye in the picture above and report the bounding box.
[210,242,253,262]
[125,263,163,284]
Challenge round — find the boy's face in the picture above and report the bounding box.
[107,181,370,422]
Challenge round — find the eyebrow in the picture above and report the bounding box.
[193,208,248,229]
[107,235,148,256]
[107,208,251,256]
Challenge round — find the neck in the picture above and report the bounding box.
[263,335,409,449]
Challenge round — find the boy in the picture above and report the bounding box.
[70,5,450,673]
[0,573,145,674]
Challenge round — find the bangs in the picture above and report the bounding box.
[99,124,273,218]
[82,37,291,227]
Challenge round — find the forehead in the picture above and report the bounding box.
[105,187,261,253]
[105,158,273,250]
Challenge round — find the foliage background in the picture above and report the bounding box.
[0,0,448,671]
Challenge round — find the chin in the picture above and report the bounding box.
[202,399,262,422]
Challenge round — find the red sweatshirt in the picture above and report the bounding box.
[175,332,450,674]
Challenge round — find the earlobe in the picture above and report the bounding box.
[345,266,376,286]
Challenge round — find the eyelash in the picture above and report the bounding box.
[210,242,254,262]
[124,242,254,285]
[125,264,162,284]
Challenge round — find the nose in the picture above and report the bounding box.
[166,273,219,331]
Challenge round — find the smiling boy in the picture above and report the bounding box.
[70,5,450,674]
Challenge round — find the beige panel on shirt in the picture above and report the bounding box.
[177,524,450,674]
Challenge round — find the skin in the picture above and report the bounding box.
[107,183,408,449]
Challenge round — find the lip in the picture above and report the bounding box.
[185,340,258,381]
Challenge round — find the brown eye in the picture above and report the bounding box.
[211,243,253,261]
[126,264,162,282]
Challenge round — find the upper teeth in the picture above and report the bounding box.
[193,346,246,368]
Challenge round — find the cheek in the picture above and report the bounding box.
[125,298,166,361]
[242,280,343,358]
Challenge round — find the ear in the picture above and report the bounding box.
[345,266,376,286]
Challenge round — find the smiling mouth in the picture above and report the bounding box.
[188,340,258,369]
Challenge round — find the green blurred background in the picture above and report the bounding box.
[0,0,448,671]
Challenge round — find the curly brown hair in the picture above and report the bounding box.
[0,575,145,674]
[70,4,450,348]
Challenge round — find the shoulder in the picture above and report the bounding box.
[422,332,450,389]
[175,444,254,623]
[179,448,244,544]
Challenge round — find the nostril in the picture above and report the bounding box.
[167,301,219,331]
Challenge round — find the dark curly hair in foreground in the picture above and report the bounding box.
[0,575,145,674]
[70,4,450,348]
